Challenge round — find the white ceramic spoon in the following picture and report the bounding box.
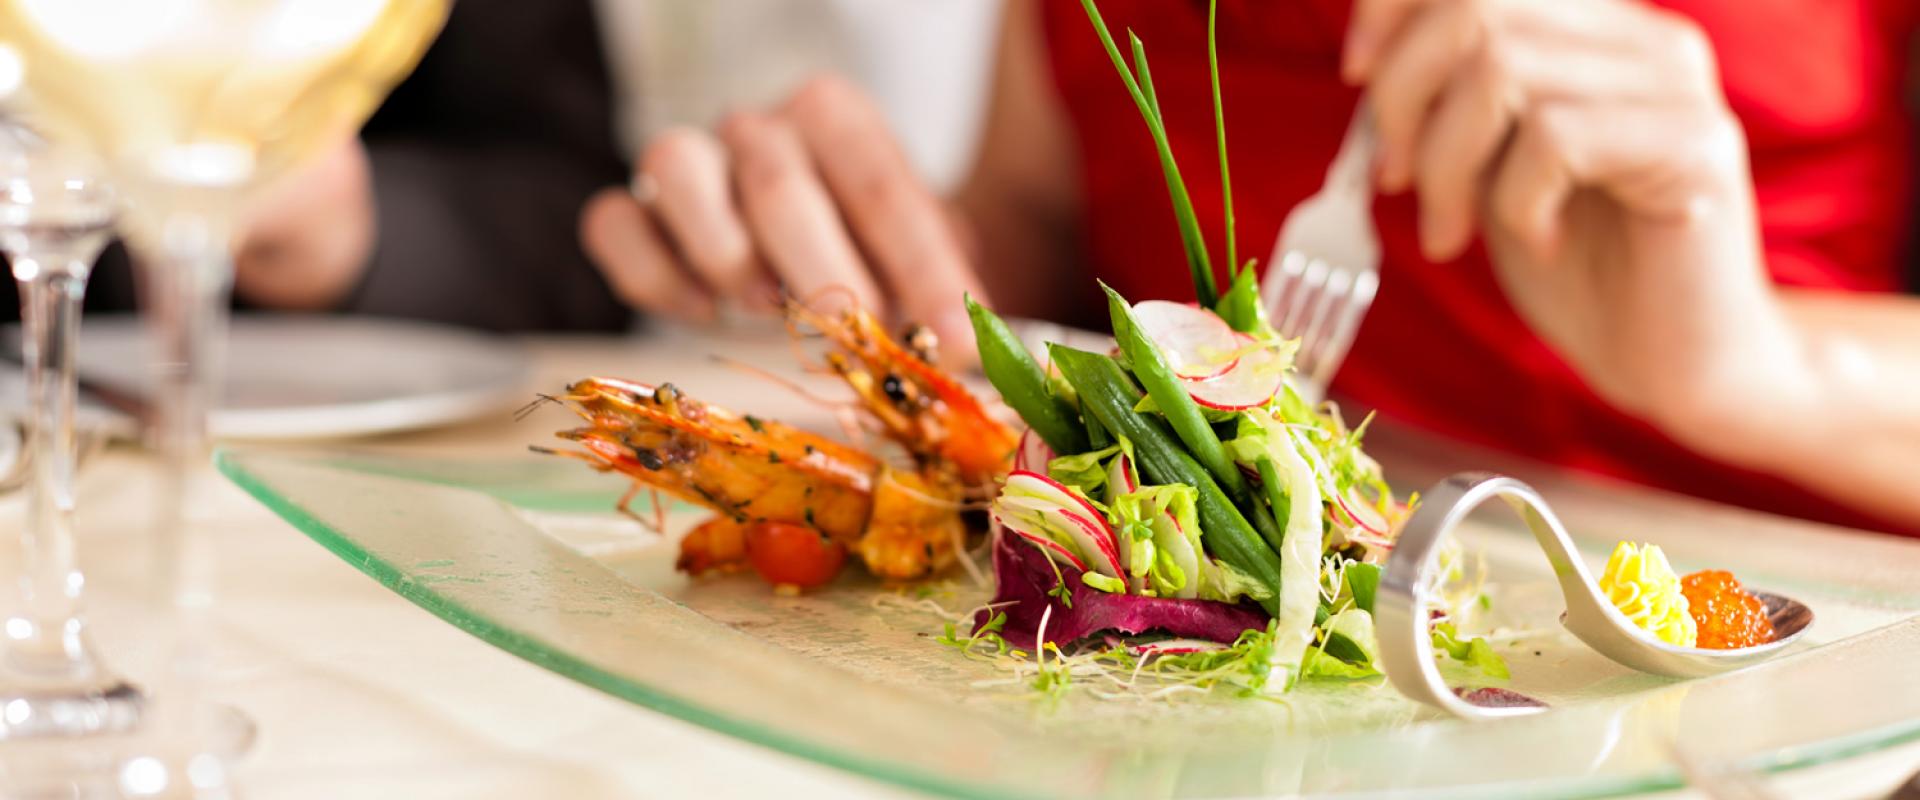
[1374,473,1814,719]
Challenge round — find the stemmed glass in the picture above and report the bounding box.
[0,0,449,788]
[0,124,134,739]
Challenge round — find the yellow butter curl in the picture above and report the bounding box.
[1597,541,1697,648]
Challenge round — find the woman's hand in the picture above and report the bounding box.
[1349,0,1920,530]
[1348,0,1811,460]
[579,75,988,364]
[235,137,376,310]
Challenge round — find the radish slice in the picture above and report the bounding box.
[1131,300,1242,381]
[1012,428,1055,473]
[990,507,1088,571]
[999,495,1124,578]
[1132,638,1227,656]
[1147,510,1202,600]
[1102,453,1149,592]
[1006,470,1107,527]
[1001,471,1125,578]
[1185,333,1286,410]
[1336,492,1389,538]
[1056,508,1125,578]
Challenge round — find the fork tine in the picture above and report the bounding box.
[1264,250,1307,331]
[1296,264,1353,375]
[1278,255,1329,337]
[1306,269,1377,391]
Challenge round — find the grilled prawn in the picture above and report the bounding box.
[545,378,968,581]
[785,300,1017,490]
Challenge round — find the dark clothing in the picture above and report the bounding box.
[351,0,631,332]
[5,0,633,333]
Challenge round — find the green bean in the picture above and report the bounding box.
[1214,265,1265,334]
[1102,284,1282,546]
[966,296,1089,455]
[1253,457,1290,556]
[1050,345,1283,615]
[1084,405,1114,450]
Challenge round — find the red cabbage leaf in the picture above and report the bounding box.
[976,531,1269,647]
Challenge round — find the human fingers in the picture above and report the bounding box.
[720,111,887,317]
[1496,0,1720,103]
[1365,0,1483,192]
[235,136,375,310]
[1499,103,1743,236]
[579,187,716,321]
[1343,0,1437,82]
[639,126,768,306]
[783,75,986,360]
[1413,44,1512,262]
[1500,32,1715,105]
[1484,108,1575,265]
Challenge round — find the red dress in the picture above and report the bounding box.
[1040,0,1916,534]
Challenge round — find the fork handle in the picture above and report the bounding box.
[1324,100,1377,194]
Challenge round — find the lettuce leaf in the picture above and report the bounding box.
[1300,648,1380,680]
[1223,410,1324,688]
[1432,622,1511,680]
[1199,558,1272,604]
[1345,562,1382,614]
[1045,443,1123,500]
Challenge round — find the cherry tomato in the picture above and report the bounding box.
[745,521,847,590]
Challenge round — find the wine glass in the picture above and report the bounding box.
[0,0,448,789]
[0,123,135,739]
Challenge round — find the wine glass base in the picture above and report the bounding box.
[0,699,254,799]
[0,681,141,740]
[0,685,252,755]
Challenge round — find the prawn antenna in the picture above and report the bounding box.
[514,393,562,422]
[708,355,854,409]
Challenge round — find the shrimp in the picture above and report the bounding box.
[784,299,1018,490]
[542,377,965,581]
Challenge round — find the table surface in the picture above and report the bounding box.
[35,326,1920,800]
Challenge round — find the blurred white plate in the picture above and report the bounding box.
[46,314,532,440]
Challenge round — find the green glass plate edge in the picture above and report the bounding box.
[213,448,1920,799]
[215,449,1041,800]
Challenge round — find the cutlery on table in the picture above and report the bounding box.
[1261,103,1380,403]
[1376,472,1814,720]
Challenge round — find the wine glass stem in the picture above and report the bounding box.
[139,209,233,742]
[11,254,100,679]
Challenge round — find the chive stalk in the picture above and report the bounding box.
[1079,0,1217,306]
[1208,0,1236,277]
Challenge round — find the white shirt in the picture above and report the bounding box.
[592,0,1003,192]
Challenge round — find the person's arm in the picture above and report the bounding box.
[1349,0,1920,529]
[1719,292,1920,528]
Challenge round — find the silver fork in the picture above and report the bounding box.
[1261,104,1380,403]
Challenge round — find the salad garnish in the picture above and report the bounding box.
[959,0,1504,695]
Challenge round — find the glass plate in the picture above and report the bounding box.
[217,443,1920,799]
